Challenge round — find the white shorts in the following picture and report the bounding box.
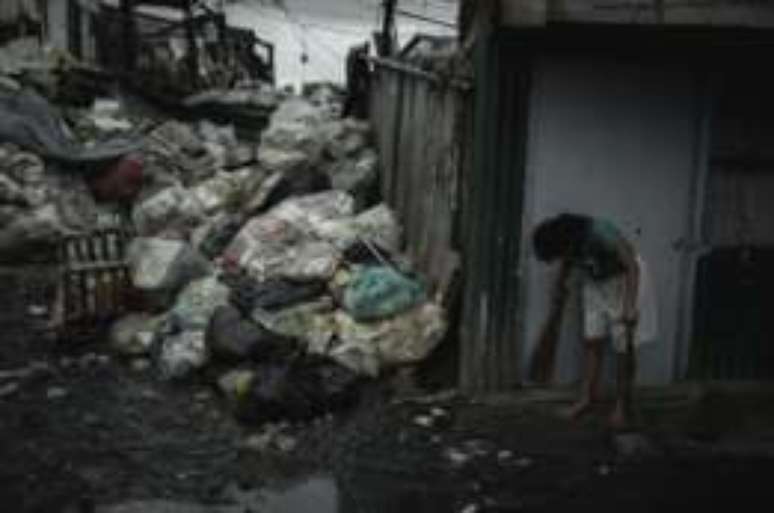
[582,256,658,353]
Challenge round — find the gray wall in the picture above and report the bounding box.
[519,53,704,386]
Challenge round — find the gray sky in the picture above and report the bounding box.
[227,0,458,87]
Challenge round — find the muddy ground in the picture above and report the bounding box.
[2,267,774,513]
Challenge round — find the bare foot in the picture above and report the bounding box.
[609,407,629,430]
[559,399,594,421]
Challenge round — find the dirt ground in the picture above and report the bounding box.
[2,267,774,513]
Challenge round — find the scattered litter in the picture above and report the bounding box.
[46,387,68,400]
[463,439,495,457]
[169,275,230,331]
[194,390,213,402]
[158,331,209,380]
[497,450,514,462]
[0,382,19,398]
[131,358,152,373]
[110,314,160,356]
[27,304,48,317]
[413,415,435,428]
[614,432,659,459]
[217,368,256,404]
[444,447,471,468]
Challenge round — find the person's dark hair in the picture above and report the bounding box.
[533,213,589,262]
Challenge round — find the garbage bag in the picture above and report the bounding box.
[257,170,332,215]
[343,266,425,321]
[224,216,341,282]
[321,119,370,161]
[168,275,230,331]
[0,88,141,166]
[226,274,327,314]
[206,305,298,364]
[132,185,205,237]
[88,154,144,203]
[269,97,326,127]
[251,298,337,350]
[0,172,26,205]
[324,148,378,211]
[109,313,161,356]
[311,203,401,253]
[127,238,211,309]
[158,331,208,380]
[342,240,394,266]
[257,148,310,176]
[330,303,447,376]
[236,354,363,425]
[191,171,242,215]
[269,190,354,229]
[0,204,63,262]
[261,121,325,164]
[196,214,245,260]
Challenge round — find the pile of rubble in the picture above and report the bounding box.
[0,46,447,425]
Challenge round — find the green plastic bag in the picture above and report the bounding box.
[343,266,425,321]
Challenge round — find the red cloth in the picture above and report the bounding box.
[89,155,144,202]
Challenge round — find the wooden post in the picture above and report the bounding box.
[182,0,200,89]
[120,0,136,72]
[379,0,397,57]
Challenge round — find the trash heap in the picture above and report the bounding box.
[0,44,448,425]
[114,92,447,423]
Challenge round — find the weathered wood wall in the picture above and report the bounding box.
[369,59,468,296]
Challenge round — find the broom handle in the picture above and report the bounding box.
[529,261,571,384]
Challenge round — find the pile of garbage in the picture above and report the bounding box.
[0,40,448,425]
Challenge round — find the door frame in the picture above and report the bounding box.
[673,70,717,381]
[516,51,712,385]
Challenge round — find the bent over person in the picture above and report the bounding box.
[532,213,657,428]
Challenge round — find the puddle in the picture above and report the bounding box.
[228,473,464,513]
[100,472,467,513]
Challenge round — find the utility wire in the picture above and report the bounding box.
[395,8,456,29]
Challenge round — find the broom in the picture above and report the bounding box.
[528,262,570,384]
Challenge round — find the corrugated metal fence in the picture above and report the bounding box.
[369,59,469,295]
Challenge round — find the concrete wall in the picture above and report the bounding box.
[518,53,704,386]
